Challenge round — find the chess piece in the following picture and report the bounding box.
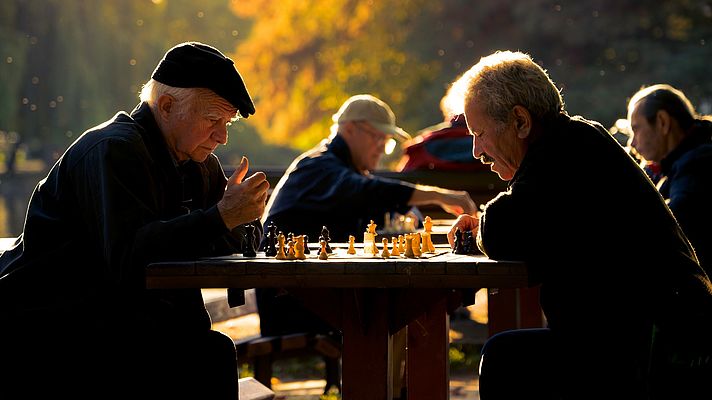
[422,216,435,252]
[368,220,377,234]
[347,235,357,255]
[318,240,329,260]
[422,231,435,253]
[381,238,391,258]
[363,221,378,256]
[463,230,477,255]
[398,234,405,254]
[275,232,287,260]
[319,225,333,254]
[390,237,400,257]
[286,238,296,260]
[303,234,311,255]
[424,215,433,233]
[404,234,415,258]
[412,232,422,258]
[453,228,465,254]
[242,223,257,257]
[294,235,306,260]
[264,222,278,257]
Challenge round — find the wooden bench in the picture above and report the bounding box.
[239,377,276,400]
[235,332,341,394]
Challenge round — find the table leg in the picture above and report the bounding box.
[341,289,392,400]
[487,286,543,336]
[406,296,449,400]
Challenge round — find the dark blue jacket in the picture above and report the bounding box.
[262,134,414,244]
[659,119,712,277]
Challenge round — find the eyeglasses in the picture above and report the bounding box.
[355,121,397,154]
[355,121,388,144]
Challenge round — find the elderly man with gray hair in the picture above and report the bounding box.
[447,51,712,400]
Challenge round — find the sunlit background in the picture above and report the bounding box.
[1,0,711,237]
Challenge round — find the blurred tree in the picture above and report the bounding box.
[1,0,711,172]
[0,0,291,172]
[231,0,712,161]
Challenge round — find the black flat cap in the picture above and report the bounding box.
[151,41,255,118]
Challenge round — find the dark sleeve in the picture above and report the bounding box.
[298,163,415,217]
[477,184,534,262]
[666,151,712,267]
[73,138,238,286]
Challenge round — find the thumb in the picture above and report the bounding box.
[231,156,249,184]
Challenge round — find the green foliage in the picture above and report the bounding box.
[449,343,481,372]
[1,0,711,170]
[233,0,712,153]
[320,386,342,400]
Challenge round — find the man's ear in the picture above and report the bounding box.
[156,94,174,120]
[512,105,532,139]
[656,110,671,136]
[340,121,357,139]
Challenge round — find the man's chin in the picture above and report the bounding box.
[493,166,513,181]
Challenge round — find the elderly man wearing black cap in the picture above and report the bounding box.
[0,42,268,398]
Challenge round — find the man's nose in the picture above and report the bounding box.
[213,125,228,145]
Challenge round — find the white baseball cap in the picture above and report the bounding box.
[332,94,411,141]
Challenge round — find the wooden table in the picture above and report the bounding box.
[147,244,530,400]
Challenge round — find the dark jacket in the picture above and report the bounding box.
[0,102,259,334]
[256,133,414,337]
[262,134,414,244]
[658,119,712,277]
[478,113,712,364]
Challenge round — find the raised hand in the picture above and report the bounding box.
[217,156,270,229]
[446,213,479,249]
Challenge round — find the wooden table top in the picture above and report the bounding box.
[146,244,527,290]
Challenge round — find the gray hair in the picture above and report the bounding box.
[139,79,239,120]
[449,51,564,124]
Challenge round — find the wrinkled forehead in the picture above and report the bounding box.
[198,92,239,119]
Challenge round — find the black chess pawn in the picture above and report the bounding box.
[303,235,311,255]
[453,228,465,254]
[318,225,333,254]
[264,222,278,257]
[243,224,257,257]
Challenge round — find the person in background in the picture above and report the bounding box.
[627,83,712,277]
[608,118,663,184]
[446,51,712,399]
[257,93,477,397]
[0,42,269,399]
[397,86,491,172]
[262,93,477,248]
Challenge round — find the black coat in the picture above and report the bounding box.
[478,113,712,347]
[0,102,260,334]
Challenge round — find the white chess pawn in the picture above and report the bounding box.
[381,238,391,258]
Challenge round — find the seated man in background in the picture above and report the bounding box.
[627,83,712,278]
[447,51,712,399]
[0,42,269,399]
[257,94,477,396]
